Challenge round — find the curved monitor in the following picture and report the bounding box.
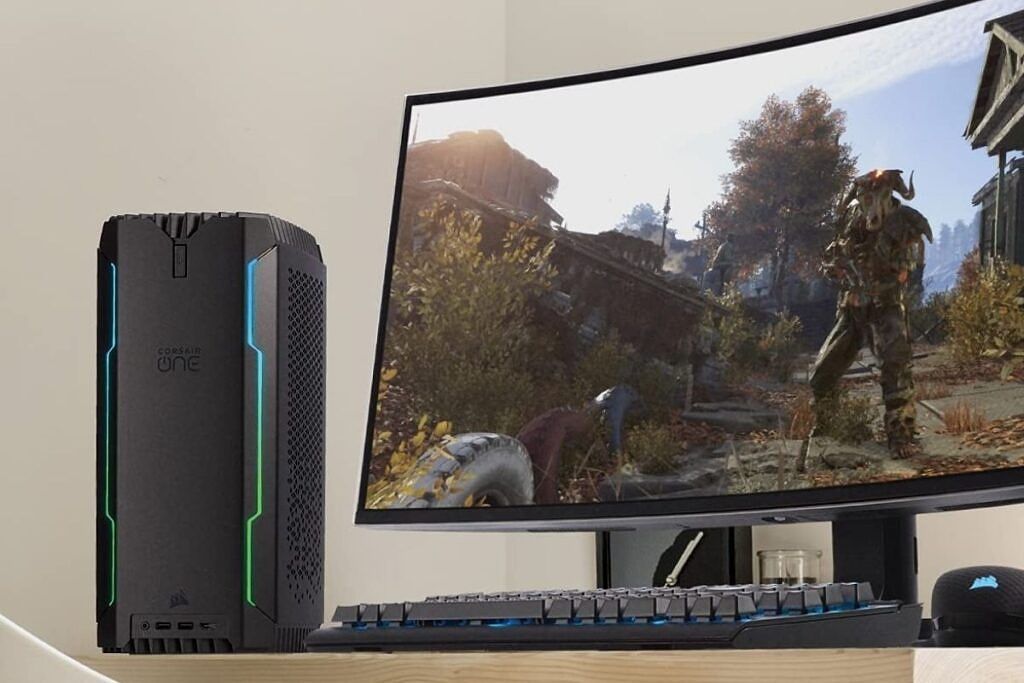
[357,0,1024,530]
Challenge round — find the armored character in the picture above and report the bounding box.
[808,169,932,459]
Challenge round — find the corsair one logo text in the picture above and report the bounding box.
[970,575,999,590]
[156,346,201,373]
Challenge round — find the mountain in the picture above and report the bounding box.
[922,214,979,295]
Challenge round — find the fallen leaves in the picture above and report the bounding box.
[807,469,915,488]
[668,415,727,447]
[916,359,1005,385]
[915,453,1012,477]
[960,414,1024,452]
[916,382,953,400]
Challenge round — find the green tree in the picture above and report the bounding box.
[707,87,857,302]
[385,201,558,435]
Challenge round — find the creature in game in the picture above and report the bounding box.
[805,169,933,460]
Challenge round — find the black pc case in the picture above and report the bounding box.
[96,212,326,653]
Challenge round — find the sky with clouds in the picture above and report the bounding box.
[410,0,1022,239]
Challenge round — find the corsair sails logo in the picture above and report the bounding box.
[156,346,201,373]
[169,589,190,609]
[969,575,999,590]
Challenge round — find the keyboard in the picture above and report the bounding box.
[306,583,922,651]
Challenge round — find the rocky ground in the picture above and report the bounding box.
[599,344,1024,501]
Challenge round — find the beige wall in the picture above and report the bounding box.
[1,0,1019,659]
[506,0,929,82]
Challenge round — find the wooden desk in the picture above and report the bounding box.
[76,648,1024,683]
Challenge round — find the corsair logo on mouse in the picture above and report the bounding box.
[969,575,999,590]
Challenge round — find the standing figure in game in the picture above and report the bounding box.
[804,169,932,463]
[707,233,736,295]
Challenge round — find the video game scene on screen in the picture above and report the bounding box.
[365,0,1024,510]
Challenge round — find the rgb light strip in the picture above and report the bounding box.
[103,262,117,606]
[244,257,265,606]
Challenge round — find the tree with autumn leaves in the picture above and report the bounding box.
[706,87,857,303]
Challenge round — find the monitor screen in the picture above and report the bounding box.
[358,0,1024,528]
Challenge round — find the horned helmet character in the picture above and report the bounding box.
[842,168,915,232]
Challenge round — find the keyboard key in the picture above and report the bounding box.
[407,599,544,623]
[736,594,757,619]
[379,603,406,624]
[666,598,688,620]
[716,595,739,621]
[545,599,573,622]
[333,605,359,624]
[690,595,716,622]
[359,604,379,623]
[756,591,780,615]
[622,598,655,620]
[597,598,619,621]
[573,599,596,622]
[839,582,875,608]
[822,584,845,610]
[780,589,819,614]
[804,589,823,613]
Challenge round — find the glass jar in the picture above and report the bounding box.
[757,549,822,585]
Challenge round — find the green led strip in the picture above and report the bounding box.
[244,257,264,607]
[104,262,117,606]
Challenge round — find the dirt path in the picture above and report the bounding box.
[722,344,1024,494]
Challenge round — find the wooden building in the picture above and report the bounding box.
[398,132,711,366]
[398,177,709,365]
[404,130,563,227]
[965,9,1024,264]
[972,157,1024,264]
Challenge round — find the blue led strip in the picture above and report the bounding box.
[103,262,117,606]
[244,257,265,606]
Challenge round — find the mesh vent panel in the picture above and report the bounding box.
[112,211,234,239]
[125,638,233,654]
[110,212,320,253]
[275,625,315,652]
[285,268,326,606]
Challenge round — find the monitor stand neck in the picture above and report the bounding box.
[831,513,917,603]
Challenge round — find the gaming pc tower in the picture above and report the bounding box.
[96,212,326,653]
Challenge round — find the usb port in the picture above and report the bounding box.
[177,621,194,631]
[155,622,171,631]
[199,622,216,631]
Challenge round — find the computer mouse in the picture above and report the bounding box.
[931,566,1024,647]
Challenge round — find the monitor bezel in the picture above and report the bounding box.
[355,0,1024,530]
